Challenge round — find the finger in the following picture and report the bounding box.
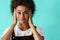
[14,9,16,17]
[14,9,17,19]
[29,10,32,18]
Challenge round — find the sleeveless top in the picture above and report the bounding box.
[12,26,36,40]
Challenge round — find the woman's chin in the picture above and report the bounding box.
[19,21,26,24]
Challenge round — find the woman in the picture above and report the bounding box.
[2,0,44,40]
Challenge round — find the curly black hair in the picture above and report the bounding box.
[10,0,35,15]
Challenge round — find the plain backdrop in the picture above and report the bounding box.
[0,0,60,40]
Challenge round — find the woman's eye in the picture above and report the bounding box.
[24,11,28,14]
[18,12,21,14]
[25,12,28,14]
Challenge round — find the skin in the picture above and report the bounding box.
[2,5,44,40]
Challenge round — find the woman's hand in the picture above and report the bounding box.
[29,10,34,27]
[12,9,17,26]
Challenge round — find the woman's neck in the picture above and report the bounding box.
[18,23,30,31]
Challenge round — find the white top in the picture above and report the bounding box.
[1,25,44,40]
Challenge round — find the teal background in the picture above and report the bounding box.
[0,0,60,40]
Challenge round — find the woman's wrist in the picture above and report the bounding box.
[11,23,16,28]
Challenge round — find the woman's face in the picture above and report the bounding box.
[14,5,30,24]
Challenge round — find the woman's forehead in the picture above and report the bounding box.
[16,5,29,11]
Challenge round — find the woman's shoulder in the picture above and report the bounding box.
[1,25,17,38]
[1,27,10,39]
[35,26,44,36]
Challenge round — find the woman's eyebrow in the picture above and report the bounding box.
[17,10,21,12]
[17,9,29,12]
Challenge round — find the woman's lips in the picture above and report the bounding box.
[20,19,25,21]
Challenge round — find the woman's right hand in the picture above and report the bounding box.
[12,10,17,26]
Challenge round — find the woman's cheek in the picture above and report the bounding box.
[17,14,19,20]
[25,15,29,20]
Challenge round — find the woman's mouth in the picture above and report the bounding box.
[20,19,25,21]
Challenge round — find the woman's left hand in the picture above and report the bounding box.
[29,10,34,27]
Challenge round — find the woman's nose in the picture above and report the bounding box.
[21,13,24,18]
